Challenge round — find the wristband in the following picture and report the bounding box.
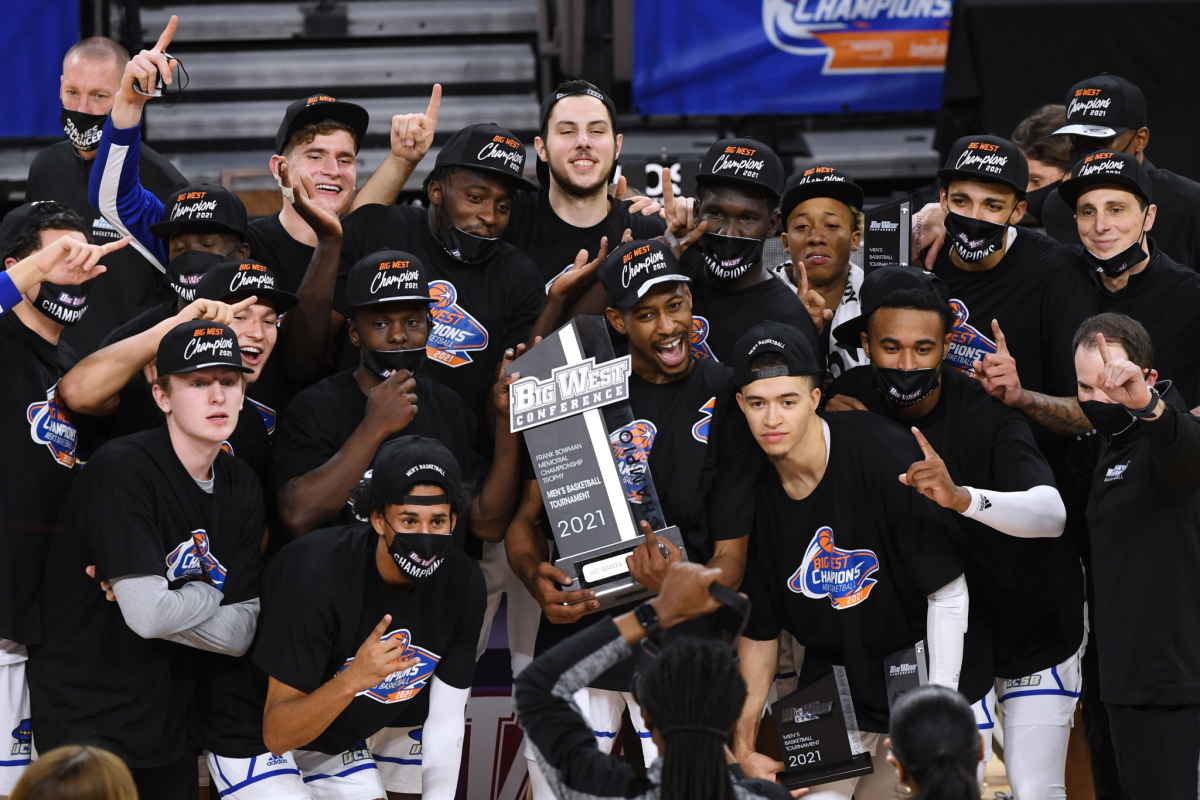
[1128,386,1162,419]
[0,271,22,314]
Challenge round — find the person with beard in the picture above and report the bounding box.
[30,321,264,800]
[1037,74,1200,270]
[25,36,186,356]
[1012,105,1072,229]
[824,267,1082,800]
[772,166,867,384]
[1066,313,1200,800]
[728,320,968,800]
[676,138,820,361]
[0,203,128,795]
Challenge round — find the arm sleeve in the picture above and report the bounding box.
[88,118,169,271]
[1143,401,1200,500]
[960,484,1066,539]
[110,574,223,639]
[513,618,649,800]
[165,598,260,655]
[420,676,470,800]
[0,272,22,316]
[925,574,968,691]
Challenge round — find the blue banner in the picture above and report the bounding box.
[0,0,79,138]
[633,0,952,116]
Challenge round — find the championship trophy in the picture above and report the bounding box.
[862,192,922,273]
[774,666,874,788]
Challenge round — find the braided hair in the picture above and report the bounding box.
[888,685,981,800]
[636,636,746,800]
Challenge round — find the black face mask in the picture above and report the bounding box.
[388,529,453,583]
[1081,209,1150,279]
[872,365,941,407]
[35,282,89,326]
[944,211,1013,264]
[1021,181,1059,225]
[60,107,107,152]
[165,250,230,301]
[439,225,501,266]
[364,347,427,380]
[694,232,763,280]
[1079,399,1136,438]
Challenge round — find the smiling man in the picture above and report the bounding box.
[30,320,264,800]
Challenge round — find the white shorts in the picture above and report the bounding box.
[292,745,386,800]
[476,540,541,675]
[996,641,1084,728]
[367,726,422,794]
[206,751,309,799]
[0,657,33,795]
[524,687,658,764]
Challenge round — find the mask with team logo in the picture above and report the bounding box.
[387,525,453,584]
[944,212,1011,264]
[439,225,501,266]
[364,347,427,380]
[694,232,763,280]
[34,282,89,326]
[872,365,940,407]
[166,250,230,301]
[60,107,107,152]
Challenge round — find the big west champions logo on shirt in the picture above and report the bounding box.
[246,397,277,435]
[426,280,488,368]
[338,629,440,704]
[691,316,716,361]
[692,397,716,443]
[789,526,880,609]
[27,383,80,468]
[944,299,996,378]
[763,0,951,73]
[165,530,228,590]
[610,420,657,503]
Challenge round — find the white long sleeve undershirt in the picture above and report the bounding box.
[926,574,969,691]
[420,675,470,799]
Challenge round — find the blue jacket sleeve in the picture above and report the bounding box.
[88,118,169,271]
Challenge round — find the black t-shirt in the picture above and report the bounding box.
[1086,243,1200,408]
[245,213,316,295]
[253,524,485,754]
[933,227,1098,398]
[678,253,821,364]
[29,426,264,768]
[0,312,90,645]
[336,203,544,417]
[270,369,487,537]
[828,366,1085,677]
[26,140,186,356]
[503,190,667,286]
[740,412,965,733]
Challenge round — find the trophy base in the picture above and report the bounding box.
[555,526,688,613]
[777,752,874,790]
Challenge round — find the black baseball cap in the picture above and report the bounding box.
[731,321,824,390]
[695,138,786,199]
[780,166,864,224]
[347,250,433,310]
[1053,74,1147,139]
[433,122,536,191]
[370,435,463,508]
[1058,150,1154,209]
[275,93,370,155]
[195,260,299,313]
[156,320,254,376]
[536,81,619,189]
[832,265,948,350]
[600,239,691,309]
[149,185,248,241]
[0,201,76,259]
[938,135,1028,197]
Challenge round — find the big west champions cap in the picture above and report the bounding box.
[1058,150,1154,208]
[695,138,786,199]
[347,250,433,309]
[433,123,537,190]
[370,435,463,507]
[780,166,864,224]
[731,321,824,390]
[275,94,370,155]
[149,185,248,241]
[157,320,253,376]
[938,135,1028,197]
[600,239,690,308]
[832,266,948,349]
[0,201,74,258]
[195,260,299,312]
[1053,74,1147,139]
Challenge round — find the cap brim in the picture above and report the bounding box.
[277,101,370,154]
[1051,123,1124,138]
[613,273,691,308]
[448,163,538,192]
[831,315,867,350]
[695,173,781,199]
[781,183,865,223]
[1058,173,1147,208]
[160,360,255,376]
[221,287,299,314]
[936,169,1025,196]
[351,294,434,309]
[148,219,246,241]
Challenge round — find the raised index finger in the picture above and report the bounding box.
[1096,332,1112,364]
[639,519,660,553]
[796,259,809,297]
[661,168,676,216]
[991,319,1009,356]
[154,15,179,52]
[425,83,442,126]
[911,427,937,459]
